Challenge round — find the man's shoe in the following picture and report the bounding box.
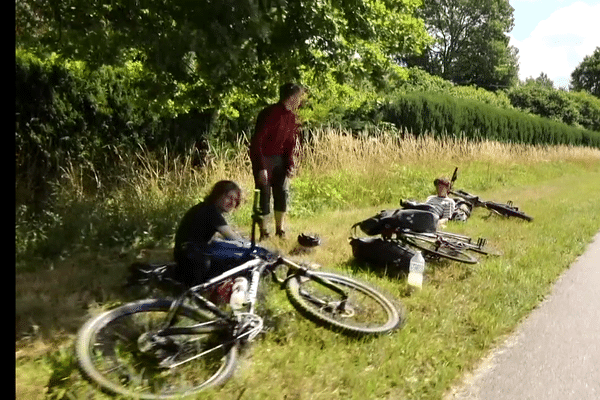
[275,229,286,239]
[259,230,270,241]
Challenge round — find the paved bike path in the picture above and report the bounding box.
[446,230,600,400]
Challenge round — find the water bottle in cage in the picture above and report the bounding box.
[229,277,248,311]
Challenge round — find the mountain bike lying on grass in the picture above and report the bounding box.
[394,227,503,264]
[76,190,402,400]
[352,209,499,265]
[450,189,533,222]
[388,225,479,264]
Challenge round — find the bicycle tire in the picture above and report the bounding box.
[486,202,533,222]
[76,299,238,400]
[285,271,401,336]
[401,235,478,264]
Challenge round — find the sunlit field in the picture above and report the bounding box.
[16,129,600,400]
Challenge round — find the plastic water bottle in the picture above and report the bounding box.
[407,251,425,290]
[229,277,248,311]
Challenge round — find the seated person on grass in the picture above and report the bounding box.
[173,180,248,288]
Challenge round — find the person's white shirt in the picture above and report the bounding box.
[425,195,456,221]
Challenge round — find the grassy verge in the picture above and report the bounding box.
[16,132,600,399]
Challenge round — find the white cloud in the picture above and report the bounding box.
[510,1,600,88]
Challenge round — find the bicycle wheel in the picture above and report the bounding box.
[76,299,238,400]
[285,271,401,336]
[401,235,478,264]
[486,202,533,222]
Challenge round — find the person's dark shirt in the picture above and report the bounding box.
[174,202,227,253]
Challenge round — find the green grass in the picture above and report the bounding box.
[15,134,600,400]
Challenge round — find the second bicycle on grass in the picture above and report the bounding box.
[450,189,533,222]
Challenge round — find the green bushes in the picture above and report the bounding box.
[347,92,600,147]
[507,82,600,132]
[15,50,600,219]
[16,51,167,161]
[15,51,214,211]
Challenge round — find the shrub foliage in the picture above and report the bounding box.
[344,91,600,147]
[15,51,215,210]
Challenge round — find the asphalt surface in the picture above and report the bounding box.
[446,231,600,400]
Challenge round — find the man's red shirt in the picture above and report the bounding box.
[249,102,299,173]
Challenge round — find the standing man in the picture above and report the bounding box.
[249,83,306,240]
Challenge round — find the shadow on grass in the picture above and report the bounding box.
[15,249,173,344]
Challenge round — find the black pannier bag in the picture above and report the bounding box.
[352,209,439,236]
[349,237,416,271]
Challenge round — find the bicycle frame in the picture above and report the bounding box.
[160,189,350,338]
[436,230,488,248]
[395,229,455,248]
[450,188,532,221]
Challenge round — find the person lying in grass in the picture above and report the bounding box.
[400,176,471,226]
[425,176,457,228]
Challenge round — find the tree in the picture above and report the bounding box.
[507,78,597,128]
[15,0,431,121]
[571,47,600,98]
[525,72,554,88]
[405,0,518,91]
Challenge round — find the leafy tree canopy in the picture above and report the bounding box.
[16,0,431,116]
[571,47,600,98]
[404,0,518,91]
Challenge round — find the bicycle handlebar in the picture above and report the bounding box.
[450,189,483,205]
[450,167,459,188]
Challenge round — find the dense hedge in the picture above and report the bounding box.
[506,83,600,132]
[345,92,600,148]
[16,52,214,210]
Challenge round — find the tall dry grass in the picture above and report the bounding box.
[55,127,599,204]
[299,128,600,173]
[17,128,600,263]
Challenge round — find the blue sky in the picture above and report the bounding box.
[508,0,600,88]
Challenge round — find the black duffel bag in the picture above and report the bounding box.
[352,209,438,236]
[349,237,416,271]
